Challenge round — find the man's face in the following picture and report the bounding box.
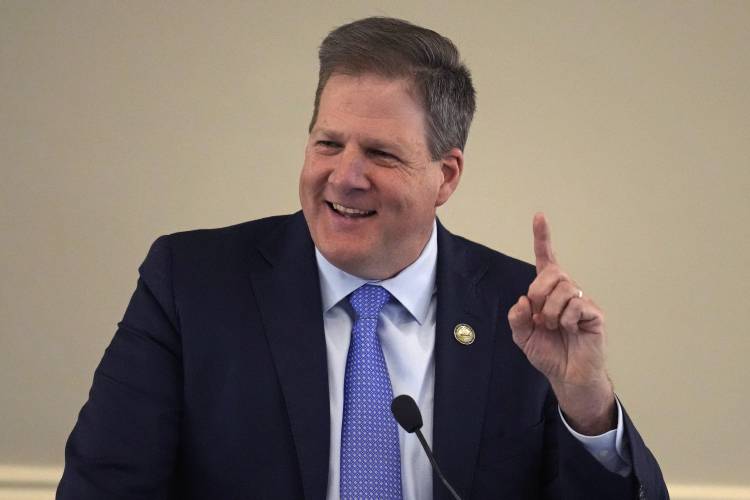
[299,73,462,279]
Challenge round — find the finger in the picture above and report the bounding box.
[508,295,533,348]
[558,297,584,335]
[577,300,605,334]
[540,280,580,331]
[533,212,557,272]
[559,297,604,335]
[527,265,569,314]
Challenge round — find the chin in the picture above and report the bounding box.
[322,247,370,272]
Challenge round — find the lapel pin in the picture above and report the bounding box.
[454,323,475,345]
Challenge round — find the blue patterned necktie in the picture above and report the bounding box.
[340,284,402,499]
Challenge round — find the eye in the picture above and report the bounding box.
[368,149,399,162]
[313,140,342,156]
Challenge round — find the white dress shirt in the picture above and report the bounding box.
[316,221,630,500]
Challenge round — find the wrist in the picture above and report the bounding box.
[551,377,616,435]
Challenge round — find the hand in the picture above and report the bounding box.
[508,213,615,434]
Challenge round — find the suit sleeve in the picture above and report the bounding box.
[57,236,182,500]
[500,257,669,500]
[543,389,669,500]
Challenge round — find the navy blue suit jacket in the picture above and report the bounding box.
[58,212,668,499]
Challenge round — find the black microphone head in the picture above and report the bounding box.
[391,395,423,433]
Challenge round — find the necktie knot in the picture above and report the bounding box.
[349,284,391,319]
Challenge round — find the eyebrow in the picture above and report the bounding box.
[312,128,345,143]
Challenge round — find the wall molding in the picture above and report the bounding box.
[0,465,62,484]
[0,465,61,500]
[668,484,750,499]
[2,464,749,500]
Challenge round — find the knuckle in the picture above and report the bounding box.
[571,296,584,311]
[561,317,577,332]
[541,309,557,325]
[546,302,558,314]
[527,290,543,305]
[540,265,559,280]
[508,302,529,325]
[546,263,565,278]
[508,308,518,323]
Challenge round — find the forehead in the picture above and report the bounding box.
[314,73,428,147]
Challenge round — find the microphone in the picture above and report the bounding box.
[391,395,463,500]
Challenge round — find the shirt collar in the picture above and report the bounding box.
[315,220,438,325]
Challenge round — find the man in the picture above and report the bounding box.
[58,17,668,499]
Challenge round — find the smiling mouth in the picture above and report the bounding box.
[327,201,376,218]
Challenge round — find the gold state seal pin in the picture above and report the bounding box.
[453,323,475,345]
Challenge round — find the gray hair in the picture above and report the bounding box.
[309,17,476,160]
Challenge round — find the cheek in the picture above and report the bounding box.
[299,170,320,214]
[300,162,323,194]
[391,171,440,207]
[298,167,310,199]
[379,186,430,223]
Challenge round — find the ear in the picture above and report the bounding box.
[435,147,464,207]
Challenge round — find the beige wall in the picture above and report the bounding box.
[2,1,749,497]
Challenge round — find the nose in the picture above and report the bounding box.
[328,147,371,192]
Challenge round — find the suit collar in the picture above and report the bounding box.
[314,219,438,325]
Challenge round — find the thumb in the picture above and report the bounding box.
[508,295,533,349]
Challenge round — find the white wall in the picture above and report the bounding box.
[2,1,749,497]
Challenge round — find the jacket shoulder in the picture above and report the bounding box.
[141,212,302,278]
[165,212,296,248]
[454,233,534,271]
[442,227,537,295]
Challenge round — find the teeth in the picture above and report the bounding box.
[331,202,374,216]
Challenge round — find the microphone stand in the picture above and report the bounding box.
[413,428,463,500]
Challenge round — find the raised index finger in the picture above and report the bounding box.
[533,212,557,272]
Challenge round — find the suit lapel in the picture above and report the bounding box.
[247,214,506,500]
[249,213,329,500]
[432,222,497,500]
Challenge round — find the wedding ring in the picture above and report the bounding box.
[576,289,583,299]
